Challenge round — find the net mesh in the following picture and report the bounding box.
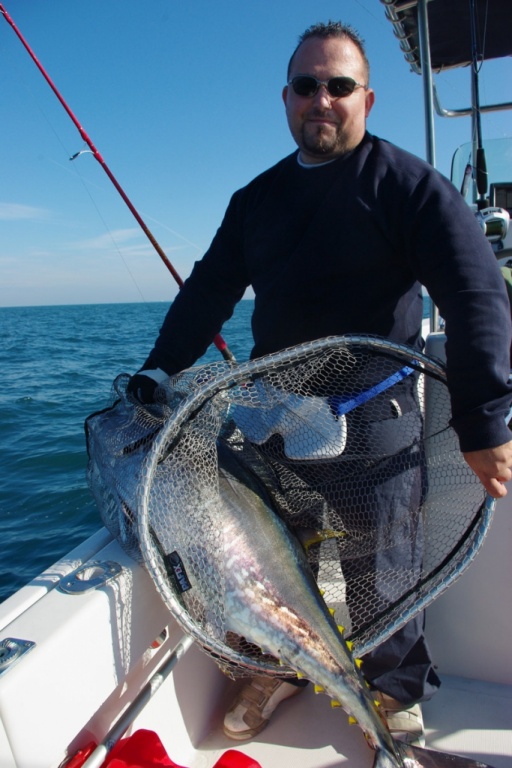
[86,335,492,677]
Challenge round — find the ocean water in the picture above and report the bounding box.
[0,301,254,603]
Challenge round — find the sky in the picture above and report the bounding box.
[0,0,510,308]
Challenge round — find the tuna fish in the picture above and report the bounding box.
[208,442,495,768]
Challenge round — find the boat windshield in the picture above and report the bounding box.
[451,137,512,213]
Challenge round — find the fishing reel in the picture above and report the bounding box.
[474,206,510,250]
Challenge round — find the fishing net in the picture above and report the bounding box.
[86,335,493,678]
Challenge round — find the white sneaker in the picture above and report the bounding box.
[223,676,304,741]
[376,692,425,747]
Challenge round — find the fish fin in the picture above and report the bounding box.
[347,715,357,725]
[299,528,346,551]
[337,625,345,634]
[322,528,346,540]
[313,684,325,694]
[330,699,342,708]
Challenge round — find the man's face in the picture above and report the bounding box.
[282,36,375,164]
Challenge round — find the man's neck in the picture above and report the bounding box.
[297,152,337,168]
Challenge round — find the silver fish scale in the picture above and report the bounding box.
[86,335,492,676]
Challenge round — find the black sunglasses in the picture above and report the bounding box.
[288,75,367,99]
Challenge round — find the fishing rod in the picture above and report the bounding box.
[469,0,488,208]
[0,3,234,362]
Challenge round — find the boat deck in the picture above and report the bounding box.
[131,647,512,768]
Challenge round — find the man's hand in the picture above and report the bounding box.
[463,440,512,498]
[126,368,168,405]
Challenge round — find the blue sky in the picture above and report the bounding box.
[1,0,510,307]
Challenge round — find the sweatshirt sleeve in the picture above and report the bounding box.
[398,166,512,451]
[142,190,251,376]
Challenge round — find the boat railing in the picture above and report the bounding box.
[433,85,512,120]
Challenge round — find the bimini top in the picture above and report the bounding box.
[381,0,512,72]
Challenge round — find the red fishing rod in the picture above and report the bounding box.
[0,2,234,362]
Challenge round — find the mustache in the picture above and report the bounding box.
[305,108,338,122]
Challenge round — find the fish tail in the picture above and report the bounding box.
[372,747,403,768]
[379,742,499,768]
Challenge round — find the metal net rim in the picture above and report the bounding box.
[135,334,493,668]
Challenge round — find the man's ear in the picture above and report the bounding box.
[365,88,375,118]
[282,85,289,106]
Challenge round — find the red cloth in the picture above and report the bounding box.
[213,749,262,768]
[102,730,262,768]
[105,730,181,767]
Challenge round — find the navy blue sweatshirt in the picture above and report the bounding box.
[144,133,512,452]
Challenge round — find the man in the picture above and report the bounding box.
[128,22,512,745]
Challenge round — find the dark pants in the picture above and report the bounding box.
[362,616,440,704]
[338,412,440,705]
